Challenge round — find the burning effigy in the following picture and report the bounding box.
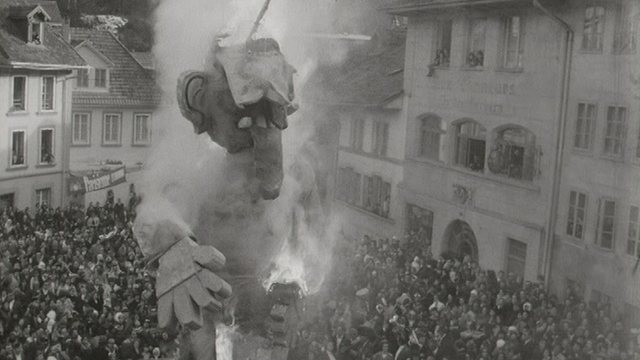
[176,0,297,200]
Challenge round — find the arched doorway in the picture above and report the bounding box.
[442,220,478,262]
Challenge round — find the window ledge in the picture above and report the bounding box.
[431,65,451,70]
[335,199,395,225]
[6,165,28,171]
[598,154,625,163]
[460,66,484,71]
[569,148,594,157]
[37,111,57,115]
[339,146,403,165]
[36,163,57,168]
[495,67,524,73]
[560,235,586,249]
[578,49,603,55]
[407,157,540,193]
[101,143,122,147]
[6,111,29,117]
[71,143,92,147]
[132,143,151,147]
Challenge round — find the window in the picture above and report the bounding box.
[12,76,26,111]
[564,278,585,301]
[11,131,26,167]
[566,191,587,240]
[73,113,91,145]
[77,69,89,88]
[489,127,537,181]
[603,106,627,157]
[419,115,443,160]
[574,102,596,150]
[41,76,54,110]
[582,6,605,52]
[0,193,14,212]
[434,20,452,67]
[372,121,388,157]
[506,238,527,279]
[95,68,107,88]
[133,114,152,145]
[627,206,640,257]
[466,18,486,68]
[454,120,486,172]
[502,16,525,69]
[595,198,616,250]
[337,167,361,206]
[614,2,638,53]
[406,204,434,241]
[637,126,640,158]
[103,113,121,144]
[362,175,391,218]
[39,129,54,164]
[30,22,42,44]
[350,115,365,151]
[35,188,51,208]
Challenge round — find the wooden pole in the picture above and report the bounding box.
[246,0,272,43]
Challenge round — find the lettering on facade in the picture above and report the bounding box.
[452,184,473,205]
[433,79,516,95]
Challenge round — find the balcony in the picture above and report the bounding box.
[380,0,563,15]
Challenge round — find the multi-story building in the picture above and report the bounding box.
[546,0,640,321]
[379,0,639,317]
[0,2,85,210]
[67,28,161,206]
[310,29,408,239]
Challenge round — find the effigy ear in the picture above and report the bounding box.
[177,71,210,135]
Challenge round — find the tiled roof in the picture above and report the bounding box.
[70,28,161,106]
[0,6,85,68]
[3,1,63,23]
[304,31,405,107]
[130,51,155,70]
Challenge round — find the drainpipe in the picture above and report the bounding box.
[60,73,71,206]
[533,0,573,292]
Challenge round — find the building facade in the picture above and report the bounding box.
[547,0,640,320]
[0,2,85,211]
[310,30,408,240]
[379,0,639,317]
[67,28,161,206]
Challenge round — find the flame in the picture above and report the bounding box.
[215,323,238,360]
[262,237,310,295]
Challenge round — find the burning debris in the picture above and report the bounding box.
[267,282,304,359]
[177,0,298,200]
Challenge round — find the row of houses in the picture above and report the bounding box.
[316,0,639,322]
[0,0,160,211]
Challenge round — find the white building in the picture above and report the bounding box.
[0,2,85,211]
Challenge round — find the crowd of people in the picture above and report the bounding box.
[0,191,181,360]
[288,229,640,360]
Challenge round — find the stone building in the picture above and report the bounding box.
[379,0,639,319]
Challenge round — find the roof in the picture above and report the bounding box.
[380,0,563,15]
[2,1,63,23]
[70,28,161,106]
[0,5,85,69]
[130,51,155,70]
[304,30,405,107]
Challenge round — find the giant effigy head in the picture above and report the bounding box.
[177,25,297,200]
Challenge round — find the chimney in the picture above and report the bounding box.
[62,17,70,43]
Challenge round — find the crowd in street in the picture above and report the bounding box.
[0,191,180,360]
[289,229,640,360]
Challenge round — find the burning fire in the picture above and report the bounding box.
[215,323,238,360]
[262,238,310,296]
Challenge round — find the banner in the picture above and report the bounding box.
[69,167,127,194]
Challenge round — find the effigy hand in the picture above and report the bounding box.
[155,237,232,330]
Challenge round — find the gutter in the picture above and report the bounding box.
[3,62,89,70]
[533,0,573,292]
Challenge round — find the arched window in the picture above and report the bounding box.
[418,114,443,160]
[454,119,486,172]
[488,126,537,181]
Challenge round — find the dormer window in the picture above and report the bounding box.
[95,68,107,88]
[30,21,42,44]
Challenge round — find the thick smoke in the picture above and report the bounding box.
[138,0,365,302]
